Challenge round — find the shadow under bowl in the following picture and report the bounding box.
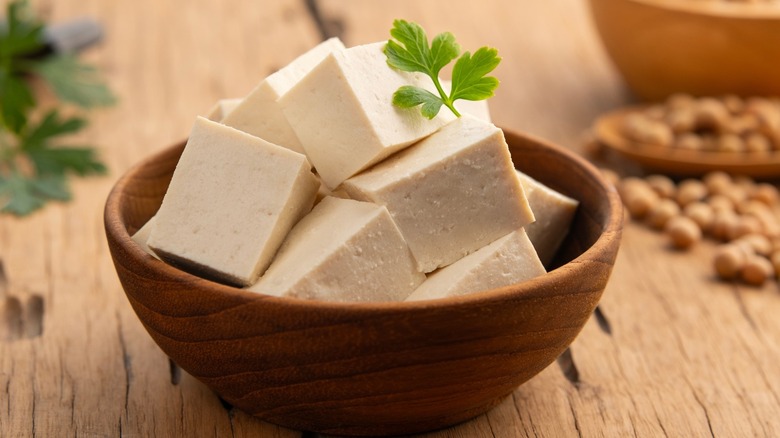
[104,129,623,436]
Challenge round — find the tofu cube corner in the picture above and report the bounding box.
[147,116,320,287]
[280,41,455,189]
[221,37,345,153]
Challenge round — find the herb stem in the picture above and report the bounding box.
[430,75,461,118]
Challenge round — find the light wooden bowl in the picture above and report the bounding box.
[104,130,623,436]
[589,0,780,101]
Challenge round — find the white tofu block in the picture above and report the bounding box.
[406,229,546,301]
[131,215,160,260]
[343,115,535,273]
[455,99,491,123]
[280,41,455,188]
[147,117,319,287]
[222,38,345,153]
[205,98,242,122]
[249,197,424,302]
[441,80,492,122]
[516,171,579,266]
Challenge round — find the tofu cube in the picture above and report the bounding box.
[343,115,535,273]
[455,98,491,123]
[279,41,455,188]
[405,229,546,301]
[516,171,579,266]
[221,38,345,153]
[249,197,425,302]
[131,215,160,260]
[147,117,319,287]
[205,98,241,122]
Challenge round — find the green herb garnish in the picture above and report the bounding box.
[384,19,501,119]
[0,0,114,216]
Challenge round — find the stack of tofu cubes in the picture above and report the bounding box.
[135,38,579,303]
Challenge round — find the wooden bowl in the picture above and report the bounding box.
[104,130,623,436]
[595,106,780,177]
[589,0,780,101]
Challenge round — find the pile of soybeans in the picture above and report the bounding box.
[602,169,780,287]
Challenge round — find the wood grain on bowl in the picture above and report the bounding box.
[589,0,780,100]
[104,130,623,436]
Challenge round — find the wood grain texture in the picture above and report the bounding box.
[590,0,780,101]
[103,132,622,436]
[3,0,780,437]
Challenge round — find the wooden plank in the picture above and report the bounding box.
[2,0,780,437]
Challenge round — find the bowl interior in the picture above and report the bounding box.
[104,129,622,436]
[117,132,616,273]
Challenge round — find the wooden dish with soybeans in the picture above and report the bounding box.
[589,0,780,100]
[595,95,780,177]
[104,129,622,436]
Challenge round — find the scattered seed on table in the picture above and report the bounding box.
[666,216,702,249]
[741,256,774,286]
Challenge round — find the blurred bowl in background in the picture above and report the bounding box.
[589,0,780,101]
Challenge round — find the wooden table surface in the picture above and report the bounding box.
[2,1,779,436]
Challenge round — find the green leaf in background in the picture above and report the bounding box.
[0,70,35,133]
[34,55,116,108]
[27,146,106,176]
[0,0,45,60]
[0,172,70,216]
[22,109,87,150]
[392,85,444,120]
[0,0,113,216]
[19,110,104,176]
[28,173,71,200]
[0,0,45,133]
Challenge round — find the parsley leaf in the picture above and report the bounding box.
[0,0,113,216]
[21,110,106,176]
[0,0,45,60]
[0,172,70,216]
[22,109,86,150]
[392,85,444,120]
[34,55,116,108]
[0,0,45,133]
[0,173,46,215]
[384,20,501,119]
[450,47,501,102]
[28,146,106,176]
[385,19,459,79]
[0,70,35,133]
[0,110,104,216]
